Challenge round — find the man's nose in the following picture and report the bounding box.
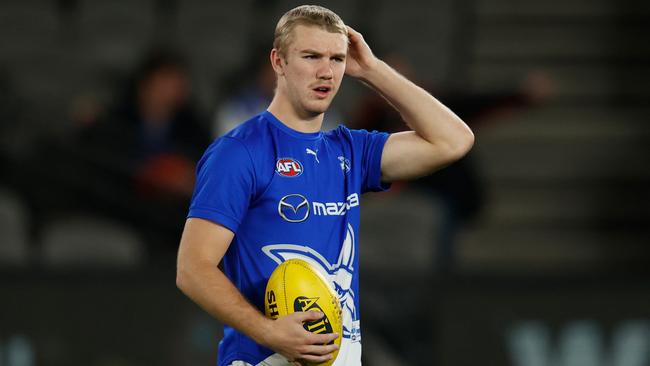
[317,61,333,79]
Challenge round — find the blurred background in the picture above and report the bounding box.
[1,0,649,365]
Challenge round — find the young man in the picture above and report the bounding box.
[176,5,473,366]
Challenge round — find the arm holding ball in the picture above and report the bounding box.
[176,218,339,364]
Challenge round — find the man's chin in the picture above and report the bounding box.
[305,100,333,116]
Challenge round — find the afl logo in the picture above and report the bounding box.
[276,158,303,177]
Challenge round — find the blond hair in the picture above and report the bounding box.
[273,5,347,58]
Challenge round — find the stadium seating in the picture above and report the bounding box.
[360,191,439,275]
[0,0,60,64]
[0,187,30,266]
[76,0,157,72]
[40,214,145,268]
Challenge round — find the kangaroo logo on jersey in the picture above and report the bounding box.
[338,156,351,174]
[262,224,360,343]
[276,158,303,177]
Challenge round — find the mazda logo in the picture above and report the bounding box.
[278,194,309,223]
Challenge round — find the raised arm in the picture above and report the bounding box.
[176,218,339,364]
[345,27,474,182]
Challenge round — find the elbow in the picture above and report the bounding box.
[459,128,475,157]
[446,128,475,162]
[415,129,475,176]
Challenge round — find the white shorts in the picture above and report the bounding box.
[226,354,293,366]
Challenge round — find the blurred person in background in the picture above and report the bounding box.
[105,48,206,198]
[75,48,210,260]
[419,70,554,274]
[176,5,473,366]
[351,59,554,274]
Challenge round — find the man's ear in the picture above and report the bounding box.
[270,49,285,76]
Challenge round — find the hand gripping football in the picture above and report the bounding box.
[265,259,343,365]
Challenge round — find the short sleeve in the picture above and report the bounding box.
[349,129,391,193]
[187,137,255,233]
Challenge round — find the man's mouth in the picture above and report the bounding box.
[312,86,332,98]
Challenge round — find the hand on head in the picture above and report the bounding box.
[345,26,379,79]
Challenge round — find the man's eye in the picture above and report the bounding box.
[333,57,344,63]
[304,55,317,59]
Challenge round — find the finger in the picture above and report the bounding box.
[346,25,359,37]
[346,26,361,43]
[301,343,340,356]
[310,332,339,344]
[294,311,324,322]
[299,353,334,363]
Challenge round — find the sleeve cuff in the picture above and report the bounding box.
[187,207,240,234]
[366,133,392,193]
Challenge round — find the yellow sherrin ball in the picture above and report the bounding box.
[265,259,343,366]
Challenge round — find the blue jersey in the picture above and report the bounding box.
[188,110,390,366]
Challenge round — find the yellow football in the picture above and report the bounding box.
[265,259,342,366]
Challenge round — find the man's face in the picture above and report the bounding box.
[278,25,348,117]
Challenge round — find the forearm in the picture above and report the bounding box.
[176,261,272,345]
[361,60,473,150]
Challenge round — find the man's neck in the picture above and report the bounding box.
[267,95,323,134]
